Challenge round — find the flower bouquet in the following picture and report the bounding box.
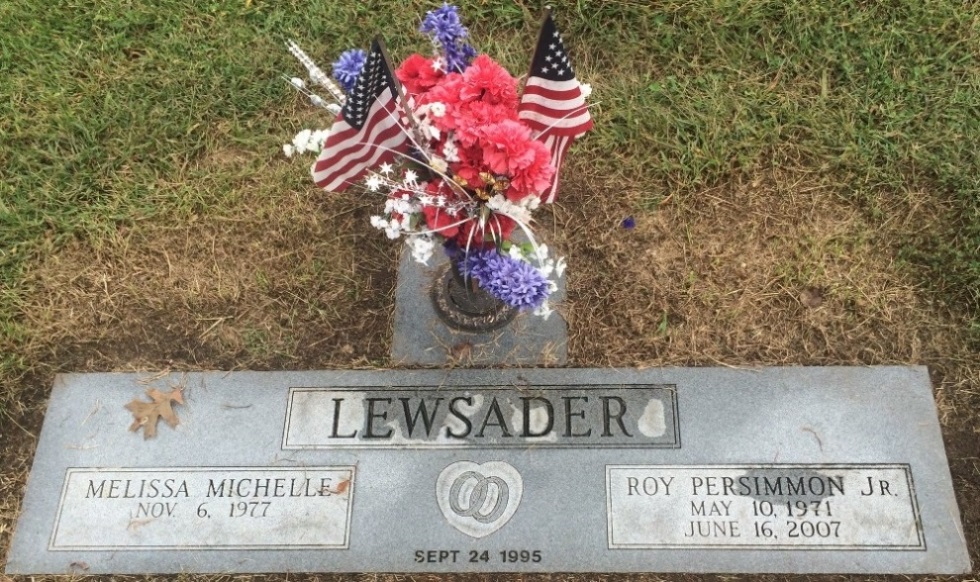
[285,4,592,320]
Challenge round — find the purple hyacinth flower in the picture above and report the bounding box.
[459,249,551,310]
[419,3,477,72]
[332,49,367,94]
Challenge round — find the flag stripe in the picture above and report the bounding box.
[524,77,582,91]
[518,107,592,132]
[519,92,588,109]
[312,124,406,191]
[312,98,405,190]
[542,135,571,203]
[521,86,584,102]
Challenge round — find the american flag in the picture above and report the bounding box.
[518,11,593,203]
[312,39,409,192]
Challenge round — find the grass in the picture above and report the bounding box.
[6,3,980,404]
[2,0,973,379]
[570,1,980,315]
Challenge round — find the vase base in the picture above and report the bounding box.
[431,264,517,333]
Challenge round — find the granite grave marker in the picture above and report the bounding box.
[5,366,970,574]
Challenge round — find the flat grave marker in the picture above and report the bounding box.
[5,367,970,574]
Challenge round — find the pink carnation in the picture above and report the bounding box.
[454,101,517,147]
[419,73,465,132]
[507,139,555,200]
[459,55,518,109]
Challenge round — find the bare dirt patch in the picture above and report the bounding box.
[22,195,396,372]
[1,164,977,579]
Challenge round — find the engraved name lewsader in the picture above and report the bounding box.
[285,386,677,447]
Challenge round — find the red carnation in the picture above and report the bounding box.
[423,205,462,238]
[396,54,445,95]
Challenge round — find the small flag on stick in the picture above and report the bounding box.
[312,38,410,192]
[518,10,593,203]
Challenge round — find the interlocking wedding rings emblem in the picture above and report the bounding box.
[437,461,524,538]
[448,471,509,523]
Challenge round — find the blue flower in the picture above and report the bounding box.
[332,49,367,93]
[459,249,551,310]
[621,216,636,229]
[419,3,476,72]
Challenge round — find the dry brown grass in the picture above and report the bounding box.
[1,156,978,580]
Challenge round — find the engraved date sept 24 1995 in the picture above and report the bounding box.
[414,550,542,564]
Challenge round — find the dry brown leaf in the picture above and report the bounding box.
[124,386,184,439]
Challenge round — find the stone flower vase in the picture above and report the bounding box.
[431,261,516,332]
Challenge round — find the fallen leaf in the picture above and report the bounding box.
[333,479,351,494]
[124,386,184,439]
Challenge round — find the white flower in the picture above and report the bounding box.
[282,144,295,158]
[554,256,567,278]
[379,162,394,176]
[404,170,419,184]
[420,122,440,142]
[521,195,541,211]
[579,82,592,98]
[428,102,446,117]
[290,77,305,88]
[487,194,532,225]
[406,235,435,264]
[534,243,550,261]
[442,139,459,162]
[365,175,382,192]
[430,157,447,174]
[534,301,554,320]
[292,129,313,154]
[370,215,386,229]
[327,103,342,115]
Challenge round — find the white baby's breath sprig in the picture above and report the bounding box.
[282,75,342,114]
[283,128,330,157]
[286,40,346,105]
